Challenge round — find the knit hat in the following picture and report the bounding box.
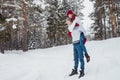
[66,10,73,17]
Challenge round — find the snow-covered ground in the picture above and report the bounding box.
[0,38,120,80]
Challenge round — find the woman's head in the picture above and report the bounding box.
[66,10,76,21]
[67,10,73,18]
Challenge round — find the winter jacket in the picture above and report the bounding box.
[68,16,86,43]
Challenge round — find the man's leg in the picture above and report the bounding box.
[76,44,85,78]
[76,44,84,71]
[69,44,78,76]
[73,45,79,70]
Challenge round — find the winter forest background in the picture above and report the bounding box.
[0,0,120,53]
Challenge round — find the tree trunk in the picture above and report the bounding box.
[22,0,28,52]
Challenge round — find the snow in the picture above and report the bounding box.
[6,18,17,22]
[18,17,24,21]
[33,0,49,9]
[0,38,120,80]
[12,24,17,29]
[0,27,5,31]
[23,0,28,5]
[82,0,94,31]
[3,3,21,9]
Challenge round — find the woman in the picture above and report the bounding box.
[66,10,90,78]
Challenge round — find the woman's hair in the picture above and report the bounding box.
[66,10,77,22]
[71,14,77,22]
[67,10,77,22]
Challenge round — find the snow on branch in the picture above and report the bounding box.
[23,0,29,5]
[3,3,21,9]
[0,27,5,31]
[18,17,24,21]
[12,24,17,29]
[6,18,17,22]
[33,0,49,9]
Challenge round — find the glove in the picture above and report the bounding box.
[68,31,72,38]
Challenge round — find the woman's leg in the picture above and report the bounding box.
[80,33,88,54]
[80,33,90,62]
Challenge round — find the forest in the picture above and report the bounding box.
[0,0,120,53]
[90,0,120,40]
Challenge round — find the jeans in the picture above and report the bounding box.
[73,42,84,71]
[80,32,87,54]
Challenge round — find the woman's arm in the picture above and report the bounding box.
[78,20,86,34]
[68,17,79,32]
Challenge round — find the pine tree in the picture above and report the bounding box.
[25,0,49,49]
[46,0,72,47]
[57,0,72,45]
[89,0,120,40]
[0,0,85,52]
[46,0,59,47]
[68,0,84,18]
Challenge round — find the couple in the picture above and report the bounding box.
[66,10,90,78]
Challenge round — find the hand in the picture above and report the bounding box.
[66,21,71,25]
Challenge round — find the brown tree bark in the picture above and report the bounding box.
[22,0,28,51]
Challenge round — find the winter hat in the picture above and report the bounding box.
[66,10,73,17]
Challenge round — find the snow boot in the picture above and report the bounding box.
[85,53,90,63]
[78,70,85,78]
[69,69,78,76]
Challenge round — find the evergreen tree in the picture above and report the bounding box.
[89,0,120,40]
[0,0,84,52]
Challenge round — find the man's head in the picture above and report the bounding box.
[66,18,72,25]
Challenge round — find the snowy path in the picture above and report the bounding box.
[0,38,120,80]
